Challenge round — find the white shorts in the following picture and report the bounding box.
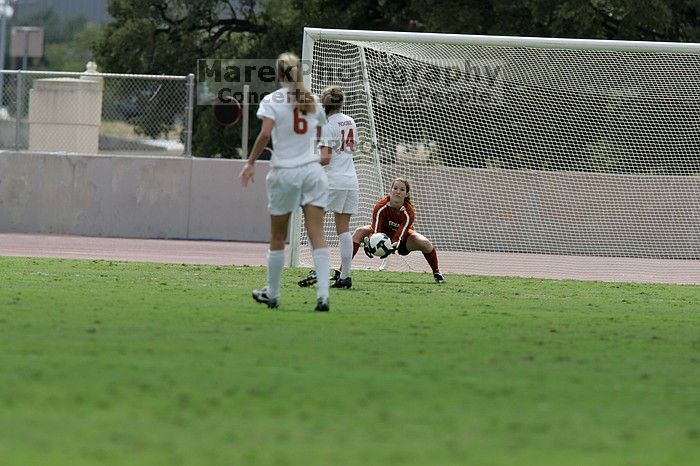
[327,188,359,215]
[266,163,328,215]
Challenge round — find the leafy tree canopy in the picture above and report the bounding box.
[8,8,100,71]
[94,0,699,157]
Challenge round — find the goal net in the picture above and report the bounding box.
[291,29,700,280]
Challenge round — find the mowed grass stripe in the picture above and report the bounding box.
[0,257,698,466]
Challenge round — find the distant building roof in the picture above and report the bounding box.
[15,0,110,23]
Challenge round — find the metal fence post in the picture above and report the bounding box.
[184,73,195,157]
[14,70,23,150]
[241,84,249,158]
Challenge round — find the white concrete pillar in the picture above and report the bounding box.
[28,68,103,153]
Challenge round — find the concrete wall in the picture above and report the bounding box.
[0,152,270,241]
[1,152,698,259]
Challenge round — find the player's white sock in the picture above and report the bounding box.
[267,249,285,299]
[338,232,353,279]
[312,247,330,300]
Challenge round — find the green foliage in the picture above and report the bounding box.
[11,8,87,43]
[93,0,699,157]
[191,105,249,157]
[1,256,699,465]
[7,8,99,71]
[415,0,699,41]
[38,25,103,72]
[94,0,265,156]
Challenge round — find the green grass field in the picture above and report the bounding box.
[1,256,698,466]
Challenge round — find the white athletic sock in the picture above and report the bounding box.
[267,249,285,299]
[338,232,353,279]
[312,247,330,300]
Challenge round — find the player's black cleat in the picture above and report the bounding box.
[298,269,341,287]
[330,276,352,289]
[297,270,317,288]
[252,287,279,308]
[314,297,330,312]
[433,272,446,284]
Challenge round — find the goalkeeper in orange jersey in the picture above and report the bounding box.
[350,178,445,284]
[299,178,445,288]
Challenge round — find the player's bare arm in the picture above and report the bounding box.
[239,117,274,187]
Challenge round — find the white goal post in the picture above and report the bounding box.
[290,28,700,274]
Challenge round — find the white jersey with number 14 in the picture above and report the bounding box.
[320,112,359,190]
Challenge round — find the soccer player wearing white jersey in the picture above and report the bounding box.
[320,86,359,289]
[239,52,331,312]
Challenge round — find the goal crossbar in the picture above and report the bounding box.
[304,28,700,54]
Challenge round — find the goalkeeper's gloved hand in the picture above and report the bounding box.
[389,241,399,254]
[362,236,374,258]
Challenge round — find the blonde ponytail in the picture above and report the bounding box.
[277,52,316,114]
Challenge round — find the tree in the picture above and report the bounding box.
[94,0,266,155]
[94,0,699,157]
[95,0,422,156]
[412,0,699,42]
[8,8,98,71]
[95,0,266,75]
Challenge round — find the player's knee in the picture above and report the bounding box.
[270,236,286,249]
[352,226,370,243]
[270,229,286,243]
[308,231,327,250]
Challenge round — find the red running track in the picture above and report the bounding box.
[0,233,697,285]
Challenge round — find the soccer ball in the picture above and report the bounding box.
[368,232,393,259]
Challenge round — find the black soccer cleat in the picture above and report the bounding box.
[433,272,446,284]
[314,297,330,312]
[330,276,352,289]
[298,269,341,288]
[252,287,279,308]
[297,270,317,288]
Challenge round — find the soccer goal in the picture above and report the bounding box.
[290,28,700,281]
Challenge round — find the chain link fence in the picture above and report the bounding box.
[0,69,194,156]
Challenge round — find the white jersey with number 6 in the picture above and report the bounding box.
[319,113,359,190]
[256,87,326,168]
